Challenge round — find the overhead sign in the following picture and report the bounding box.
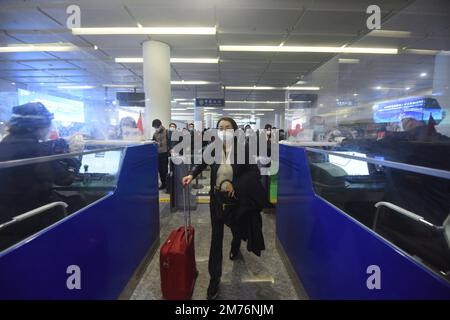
[195,98,225,107]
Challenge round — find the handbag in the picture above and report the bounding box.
[214,180,239,223]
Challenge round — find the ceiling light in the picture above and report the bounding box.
[103,84,138,88]
[420,72,427,77]
[171,58,219,64]
[226,100,287,104]
[338,58,360,64]
[226,86,320,91]
[223,108,275,111]
[286,86,320,91]
[179,102,195,105]
[115,57,219,64]
[220,45,398,54]
[353,93,358,96]
[375,86,382,90]
[171,108,187,111]
[174,98,195,102]
[72,27,216,35]
[171,81,212,85]
[94,45,98,50]
[11,82,15,85]
[115,58,143,63]
[0,43,77,53]
[367,30,411,38]
[405,87,411,91]
[57,85,96,89]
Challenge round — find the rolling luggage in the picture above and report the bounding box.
[160,185,197,300]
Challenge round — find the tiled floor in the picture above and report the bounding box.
[130,199,308,300]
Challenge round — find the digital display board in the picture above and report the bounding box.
[373,96,443,123]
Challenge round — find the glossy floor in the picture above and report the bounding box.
[131,201,307,300]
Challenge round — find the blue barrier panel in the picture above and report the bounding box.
[0,144,159,299]
[277,144,450,299]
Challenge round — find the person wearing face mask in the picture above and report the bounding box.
[152,119,169,191]
[0,102,81,244]
[182,117,270,300]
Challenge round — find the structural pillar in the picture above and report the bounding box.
[143,40,171,140]
[194,106,204,130]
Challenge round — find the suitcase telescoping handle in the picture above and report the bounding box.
[183,184,191,243]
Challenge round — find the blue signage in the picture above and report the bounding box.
[195,98,225,107]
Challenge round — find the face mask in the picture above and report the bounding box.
[169,127,176,131]
[218,130,234,145]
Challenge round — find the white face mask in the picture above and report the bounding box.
[218,130,234,145]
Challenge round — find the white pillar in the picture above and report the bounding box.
[205,113,213,129]
[143,40,171,140]
[194,107,204,130]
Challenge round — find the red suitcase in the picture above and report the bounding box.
[160,186,197,300]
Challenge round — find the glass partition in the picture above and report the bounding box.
[306,147,450,281]
[0,148,124,252]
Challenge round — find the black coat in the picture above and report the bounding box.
[189,141,271,256]
[0,134,80,223]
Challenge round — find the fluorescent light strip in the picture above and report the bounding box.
[179,102,195,105]
[171,81,213,85]
[220,45,398,54]
[223,108,274,111]
[103,84,138,88]
[116,57,219,64]
[367,30,411,38]
[72,27,216,35]
[338,58,360,64]
[226,86,320,91]
[57,85,95,89]
[0,43,77,53]
[171,58,218,64]
[226,100,287,104]
[228,113,265,116]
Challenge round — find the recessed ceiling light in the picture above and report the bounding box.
[405,87,411,90]
[375,86,382,90]
[94,45,98,50]
[223,108,275,111]
[115,57,219,64]
[353,93,358,96]
[57,85,96,89]
[11,82,15,85]
[72,27,216,35]
[338,58,360,64]
[367,30,411,38]
[0,43,77,52]
[171,81,212,85]
[226,86,319,91]
[220,45,398,54]
[420,72,427,77]
[103,84,138,88]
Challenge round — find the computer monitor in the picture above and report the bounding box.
[328,151,370,176]
[81,151,122,175]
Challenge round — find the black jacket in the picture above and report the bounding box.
[189,141,271,256]
[0,134,80,223]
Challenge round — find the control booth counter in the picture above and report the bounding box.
[0,142,159,299]
[277,141,450,299]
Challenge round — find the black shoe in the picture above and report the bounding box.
[159,185,166,190]
[229,248,240,260]
[207,278,220,300]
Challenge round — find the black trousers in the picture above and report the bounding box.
[208,195,241,281]
[158,152,168,187]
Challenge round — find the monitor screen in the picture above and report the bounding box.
[328,151,370,176]
[18,89,85,123]
[81,151,122,175]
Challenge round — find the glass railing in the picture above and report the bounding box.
[0,147,125,252]
[305,147,450,281]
